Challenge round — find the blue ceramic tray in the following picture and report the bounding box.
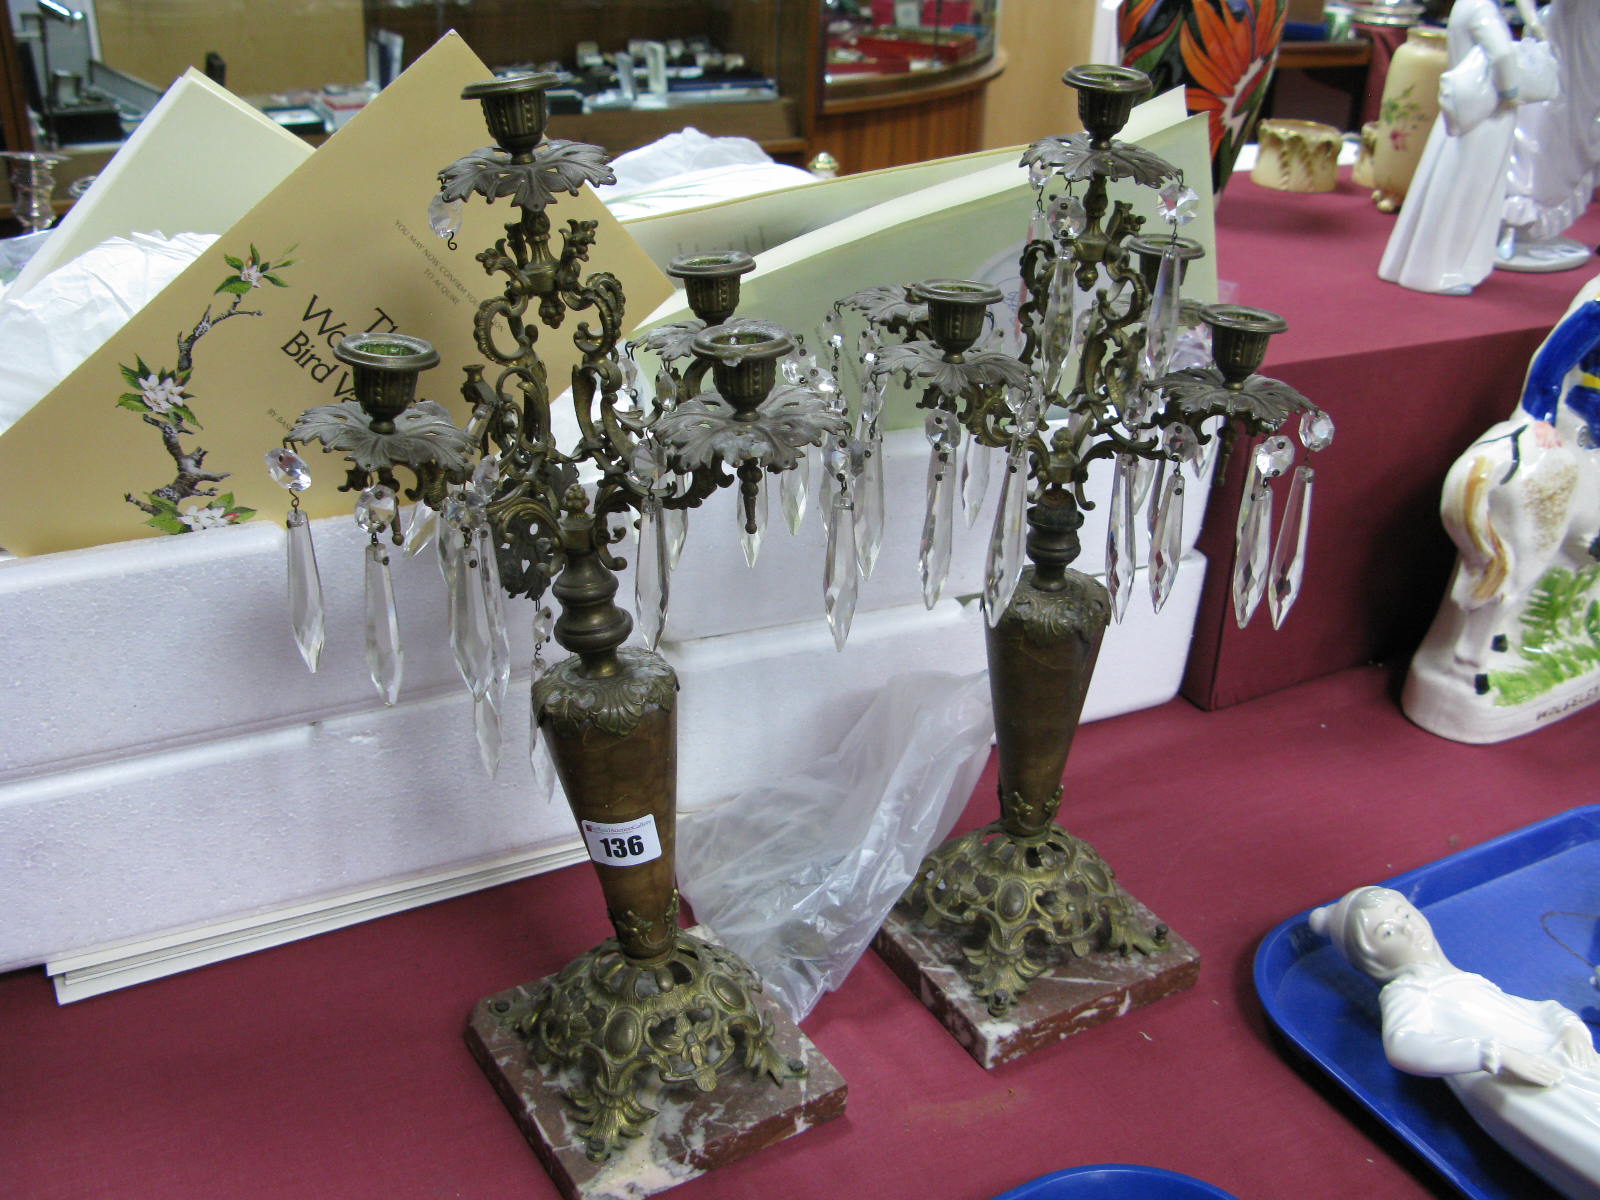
[1255,804,1600,1200]
[990,1164,1239,1199]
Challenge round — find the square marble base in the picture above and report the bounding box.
[465,973,847,1200]
[873,896,1201,1069]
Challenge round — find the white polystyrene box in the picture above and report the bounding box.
[0,503,1205,976]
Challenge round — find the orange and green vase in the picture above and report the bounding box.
[1120,0,1288,191]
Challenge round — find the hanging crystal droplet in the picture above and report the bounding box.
[1300,409,1335,452]
[861,375,885,426]
[449,533,494,699]
[474,691,502,777]
[1146,455,1167,538]
[529,695,557,799]
[781,452,809,534]
[286,508,325,672]
[265,447,311,491]
[1049,193,1087,238]
[364,541,403,705]
[983,444,1029,626]
[1232,480,1273,629]
[660,503,688,570]
[855,430,886,578]
[1149,469,1186,612]
[427,190,466,239]
[1195,416,1223,478]
[1105,454,1137,621]
[738,471,767,567]
[403,501,439,559]
[478,528,511,710]
[1140,247,1182,382]
[1157,181,1199,226]
[635,499,670,651]
[1268,465,1314,629]
[1028,159,1051,189]
[919,437,956,608]
[1254,435,1295,479]
[1130,453,1158,516]
[356,485,398,535]
[824,490,860,650]
[961,437,993,527]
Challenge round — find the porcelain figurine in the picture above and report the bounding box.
[1403,271,1600,743]
[1379,0,1548,294]
[1312,887,1600,1200]
[1501,0,1600,273]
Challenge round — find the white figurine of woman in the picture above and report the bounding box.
[1501,0,1600,272]
[1311,886,1600,1200]
[1379,0,1545,294]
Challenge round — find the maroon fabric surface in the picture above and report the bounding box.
[1185,175,1600,710]
[4,663,1597,1200]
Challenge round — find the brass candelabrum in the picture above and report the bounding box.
[269,72,844,1161]
[831,64,1335,1015]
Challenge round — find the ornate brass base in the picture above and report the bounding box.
[897,817,1169,1016]
[494,929,801,1161]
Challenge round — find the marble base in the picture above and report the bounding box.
[465,971,847,1200]
[873,896,1200,1069]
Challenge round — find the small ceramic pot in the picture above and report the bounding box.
[1251,119,1341,192]
[1370,25,1447,212]
[1351,121,1379,188]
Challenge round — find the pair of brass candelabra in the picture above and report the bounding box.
[270,61,1329,1173]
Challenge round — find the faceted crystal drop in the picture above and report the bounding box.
[781,452,809,535]
[1300,409,1336,452]
[1130,453,1158,516]
[1254,435,1295,479]
[356,485,398,535]
[824,490,860,651]
[739,472,767,567]
[781,355,805,385]
[474,691,502,777]
[1157,181,1200,226]
[634,500,669,651]
[1105,454,1137,621]
[532,604,554,647]
[1047,193,1087,237]
[919,443,956,609]
[1146,456,1167,538]
[1149,469,1186,612]
[1268,465,1314,629]
[662,503,688,569]
[427,190,465,239]
[1027,203,1049,245]
[861,376,885,427]
[449,534,494,699]
[529,697,557,799]
[1232,480,1273,629]
[403,501,439,559]
[1028,159,1051,189]
[961,438,993,528]
[1140,247,1182,382]
[855,429,886,579]
[265,447,311,492]
[364,541,403,706]
[983,444,1029,626]
[286,508,325,672]
[655,368,676,410]
[1195,416,1224,478]
[478,529,511,709]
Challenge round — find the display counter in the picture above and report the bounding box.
[4,662,1594,1199]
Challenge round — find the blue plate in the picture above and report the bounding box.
[989,1164,1240,1199]
[1255,804,1600,1200]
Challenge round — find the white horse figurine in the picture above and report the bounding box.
[1404,272,1600,742]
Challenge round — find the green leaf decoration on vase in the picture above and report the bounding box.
[1120,0,1289,191]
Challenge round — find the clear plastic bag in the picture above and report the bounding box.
[676,669,994,1023]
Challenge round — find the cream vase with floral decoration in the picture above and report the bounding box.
[1371,26,1449,212]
